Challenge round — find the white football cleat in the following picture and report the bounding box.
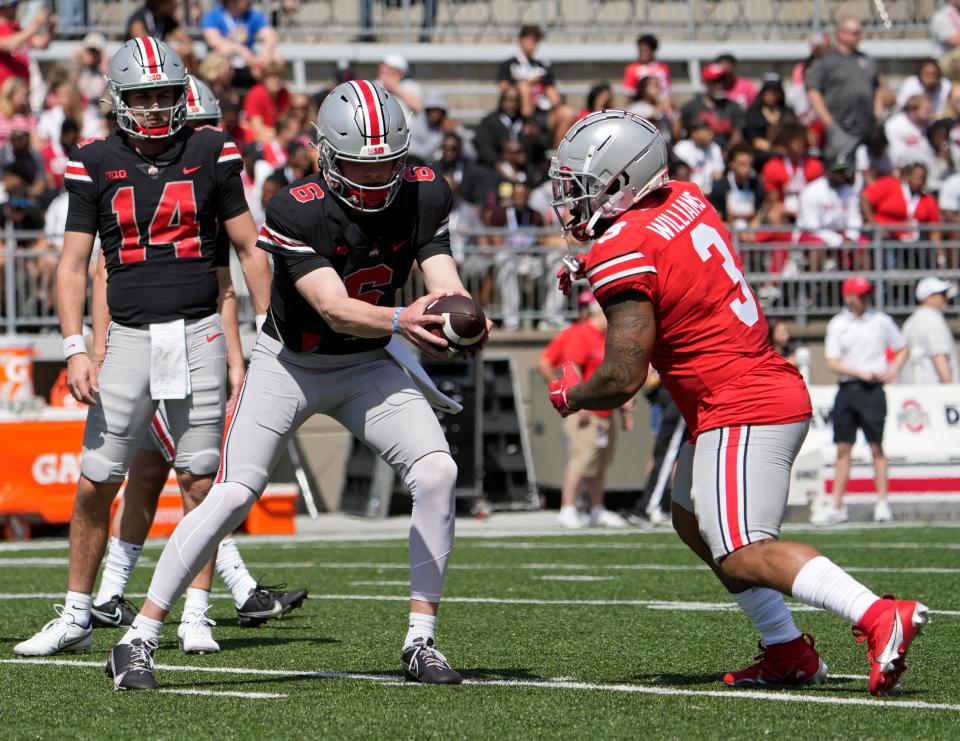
[589,508,628,529]
[14,605,93,656]
[556,507,587,530]
[177,608,220,655]
[873,500,894,523]
[809,503,849,525]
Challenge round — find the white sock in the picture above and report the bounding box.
[590,505,607,517]
[216,538,258,608]
[62,591,91,627]
[182,587,211,618]
[791,556,880,625]
[404,612,437,647]
[95,537,143,605]
[119,615,163,645]
[559,506,579,516]
[732,587,801,646]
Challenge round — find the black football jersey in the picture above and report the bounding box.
[257,167,453,354]
[64,126,248,326]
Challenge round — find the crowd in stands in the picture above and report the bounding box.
[2,1,960,328]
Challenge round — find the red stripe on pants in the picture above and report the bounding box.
[725,426,744,549]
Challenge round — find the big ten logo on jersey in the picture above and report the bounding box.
[343,265,394,304]
[111,181,201,263]
[75,137,103,149]
[403,166,435,182]
[291,182,324,203]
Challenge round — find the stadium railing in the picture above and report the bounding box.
[4,223,959,335]
[67,0,937,42]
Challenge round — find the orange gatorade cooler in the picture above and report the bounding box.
[0,336,35,402]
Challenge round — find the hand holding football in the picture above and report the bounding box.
[423,295,488,356]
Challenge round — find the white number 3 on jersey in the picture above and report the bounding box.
[690,223,759,327]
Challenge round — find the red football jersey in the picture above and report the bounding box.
[583,181,811,438]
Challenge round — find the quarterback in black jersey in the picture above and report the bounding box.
[109,80,489,690]
[14,38,271,662]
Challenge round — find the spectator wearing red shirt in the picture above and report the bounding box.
[760,121,824,221]
[574,83,613,123]
[538,293,632,530]
[243,60,291,143]
[221,98,255,148]
[0,3,54,89]
[41,119,78,190]
[717,53,758,109]
[622,33,671,98]
[862,162,943,267]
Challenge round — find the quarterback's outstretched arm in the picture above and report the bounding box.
[419,254,468,296]
[295,266,450,359]
[567,291,656,411]
[223,212,273,316]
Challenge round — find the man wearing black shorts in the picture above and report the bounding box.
[816,277,908,525]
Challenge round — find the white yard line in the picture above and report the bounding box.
[2,520,959,553]
[535,576,615,582]
[348,580,410,587]
[2,591,957,616]
[1,658,953,712]
[157,688,286,699]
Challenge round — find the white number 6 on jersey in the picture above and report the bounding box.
[690,223,759,327]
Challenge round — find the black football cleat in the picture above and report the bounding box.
[91,595,140,628]
[105,638,159,691]
[401,637,463,685]
[237,583,308,628]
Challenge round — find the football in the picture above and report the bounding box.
[424,295,488,356]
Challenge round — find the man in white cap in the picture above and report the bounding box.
[377,53,423,119]
[902,277,958,384]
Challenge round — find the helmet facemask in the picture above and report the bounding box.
[110,80,188,140]
[549,153,668,242]
[316,134,408,213]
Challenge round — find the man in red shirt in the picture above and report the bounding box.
[243,59,291,143]
[621,34,671,99]
[539,292,632,529]
[548,110,928,697]
[0,2,55,88]
[760,121,824,220]
[862,162,942,248]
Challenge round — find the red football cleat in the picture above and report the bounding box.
[723,633,828,687]
[853,595,929,696]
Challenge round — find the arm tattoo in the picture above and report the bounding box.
[568,292,655,411]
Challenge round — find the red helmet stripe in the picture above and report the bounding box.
[352,80,383,145]
[187,78,199,106]
[137,35,160,70]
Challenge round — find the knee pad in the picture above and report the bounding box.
[406,452,458,498]
[80,452,127,484]
[175,447,221,477]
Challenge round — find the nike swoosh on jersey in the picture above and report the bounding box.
[206,333,222,342]
[183,166,203,175]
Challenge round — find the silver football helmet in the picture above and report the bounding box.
[107,36,188,140]
[549,110,669,241]
[313,80,409,213]
[185,75,221,125]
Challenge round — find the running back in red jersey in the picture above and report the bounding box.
[582,180,811,438]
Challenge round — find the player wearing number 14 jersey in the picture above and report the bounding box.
[14,38,272,659]
[547,111,929,697]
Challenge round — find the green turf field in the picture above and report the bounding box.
[0,523,957,740]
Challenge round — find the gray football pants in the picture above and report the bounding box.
[672,420,810,562]
[145,330,457,611]
[81,315,226,483]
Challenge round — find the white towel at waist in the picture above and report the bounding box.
[150,319,191,400]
